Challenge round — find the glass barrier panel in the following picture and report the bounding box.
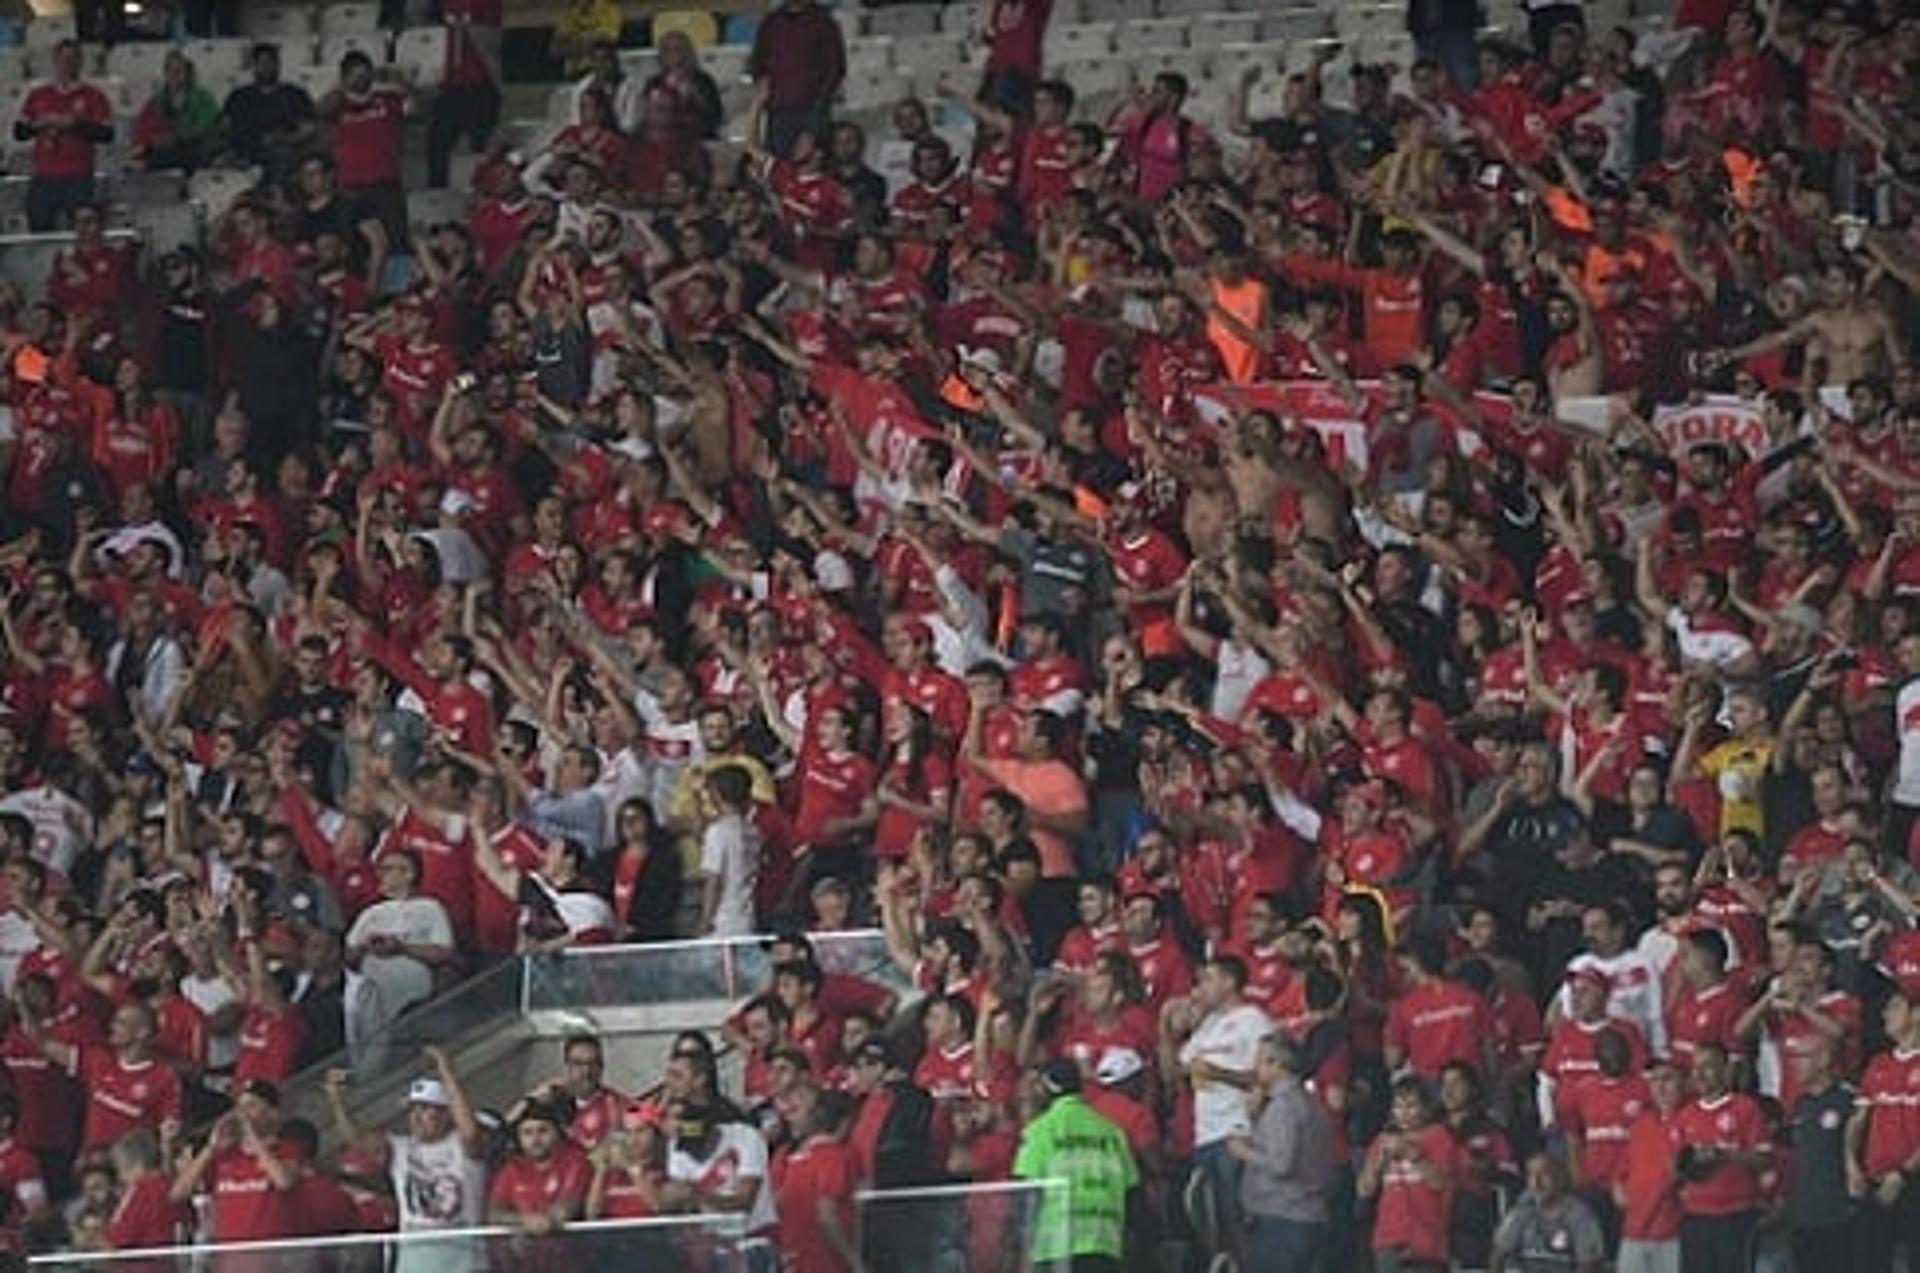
[28,1213,753,1273]
[857,1179,1069,1273]
[322,954,526,1082]
[732,929,909,999]
[522,930,910,1016]
[521,939,736,1014]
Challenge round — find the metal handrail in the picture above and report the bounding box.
[27,1212,751,1267]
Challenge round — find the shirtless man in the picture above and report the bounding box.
[1719,259,1904,387]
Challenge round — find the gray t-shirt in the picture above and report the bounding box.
[1239,1079,1334,1223]
[1492,1194,1605,1271]
[997,523,1108,623]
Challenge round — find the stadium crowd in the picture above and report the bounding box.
[2,0,1920,1268]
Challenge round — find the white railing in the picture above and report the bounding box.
[28,1212,752,1269]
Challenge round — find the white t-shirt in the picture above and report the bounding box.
[181,971,241,1073]
[390,1131,489,1233]
[1894,677,1920,808]
[700,814,760,938]
[348,897,454,1014]
[1212,639,1271,723]
[1664,609,1755,672]
[635,697,703,819]
[668,1122,776,1233]
[1179,1001,1273,1147]
[0,786,93,874]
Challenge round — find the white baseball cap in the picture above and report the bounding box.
[1095,1047,1144,1087]
[408,1078,450,1107]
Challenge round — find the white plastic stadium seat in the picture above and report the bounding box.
[617,50,661,84]
[23,15,77,51]
[1044,22,1114,63]
[866,5,941,39]
[107,170,188,208]
[1185,82,1233,134]
[125,201,202,258]
[844,36,895,81]
[1586,0,1632,30]
[93,74,138,116]
[240,5,317,42]
[105,42,170,84]
[320,3,382,37]
[285,59,338,101]
[1258,10,1332,41]
[1242,73,1290,119]
[188,167,258,220]
[394,26,449,87]
[1048,55,1131,101]
[1112,18,1186,55]
[1156,0,1231,16]
[703,45,750,83]
[1363,35,1416,73]
[1335,5,1406,40]
[891,37,966,83]
[320,32,391,71]
[938,2,984,38]
[1284,38,1346,75]
[830,6,865,44]
[1189,14,1261,48]
[1132,49,1205,85]
[842,68,912,110]
[186,38,252,79]
[1209,40,1287,86]
[1079,0,1154,22]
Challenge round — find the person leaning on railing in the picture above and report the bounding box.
[325,1046,490,1262]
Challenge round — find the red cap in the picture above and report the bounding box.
[622,1099,665,1131]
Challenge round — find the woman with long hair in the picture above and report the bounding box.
[610,797,683,943]
[873,702,952,863]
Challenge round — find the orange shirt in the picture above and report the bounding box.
[1284,254,1425,374]
[980,757,1087,878]
[1205,276,1268,384]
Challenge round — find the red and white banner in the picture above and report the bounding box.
[1651,395,1766,455]
[1192,380,1501,473]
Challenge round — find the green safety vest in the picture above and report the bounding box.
[1012,1096,1139,1263]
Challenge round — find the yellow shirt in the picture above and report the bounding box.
[1698,737,1774,838]
[557,0,622,72]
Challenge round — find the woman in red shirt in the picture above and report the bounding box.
[85,357,180,500]
[587,1105,668,1219]
[873,703,952,862]
[770,702,877,900]
[1359,1079,1460,1271]
[545,88,629,181]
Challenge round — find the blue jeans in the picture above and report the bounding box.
[1193,1141,1245,1254]
[1251,1214,1326,1272]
